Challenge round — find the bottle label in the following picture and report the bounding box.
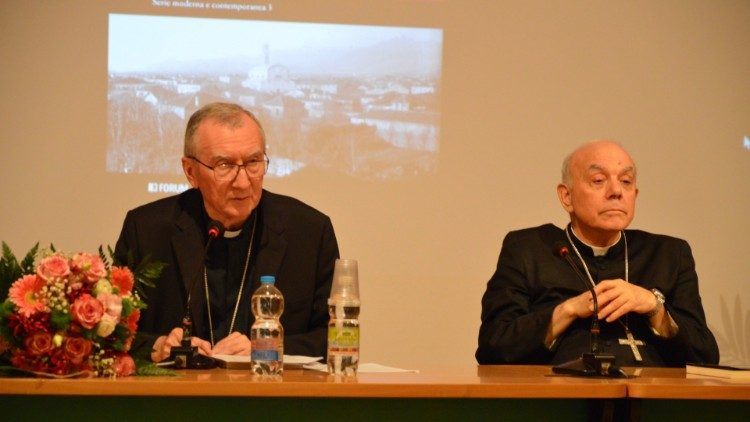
[328,326,359,350]
[251,338,281,361]
[251,349,279,361]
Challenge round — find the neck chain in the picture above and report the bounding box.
[565,225,631,329]
[204,214,258,347]
[565,226,652,362]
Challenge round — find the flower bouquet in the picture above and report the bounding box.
[0,243,162,377]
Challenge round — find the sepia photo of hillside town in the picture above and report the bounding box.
[107,15,443,180]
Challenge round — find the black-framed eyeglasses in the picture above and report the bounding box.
[188,154,269,181]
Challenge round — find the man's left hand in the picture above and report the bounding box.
[212,331,252,355]
[593,279,658,322]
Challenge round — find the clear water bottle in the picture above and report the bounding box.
[327,259,360,376]
[250,275,284,375]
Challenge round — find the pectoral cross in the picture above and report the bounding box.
[618,329,645,362]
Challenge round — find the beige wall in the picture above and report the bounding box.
[1,0,748,367]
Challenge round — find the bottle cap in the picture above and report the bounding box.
[329,259,359,304]
[259,275,275,284]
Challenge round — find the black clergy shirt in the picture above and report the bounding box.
[201,212,258,343]
[476,224,719,367]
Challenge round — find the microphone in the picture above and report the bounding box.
[554,242,601,354]
[551,241,624,378]
[169,220,225,369]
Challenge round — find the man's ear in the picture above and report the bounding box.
[182,157,198,188]
[557,183,574,213]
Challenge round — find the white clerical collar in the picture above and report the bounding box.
[571,228,621,257]
[223,228,242,239]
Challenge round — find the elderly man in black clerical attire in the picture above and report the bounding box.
[476,140,719,367]
[116,102,339,362]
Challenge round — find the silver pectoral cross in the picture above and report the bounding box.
[618,330,645,362]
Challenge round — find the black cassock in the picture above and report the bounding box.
[476,224,719,367]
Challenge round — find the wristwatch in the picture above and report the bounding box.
[646,288,666,318]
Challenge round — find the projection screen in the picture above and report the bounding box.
[1,0,748,368]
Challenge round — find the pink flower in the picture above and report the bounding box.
[36,254,71,280]
[8,274,46,317]
[110,266,135,295]
[113,353,136,377]
[63,336,92,365]
[24,331,54,356]
[97,292,123,319]
[71,294,104,329]
[70,253,107,284]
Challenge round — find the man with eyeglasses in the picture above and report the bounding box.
[115,102,339,363]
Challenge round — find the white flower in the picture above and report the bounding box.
[93,279,113,296]
[96,314,118,337]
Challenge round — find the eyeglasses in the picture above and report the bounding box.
[188,154,269,181]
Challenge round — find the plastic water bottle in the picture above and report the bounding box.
[250,275,284,375]
[327,259,360,376]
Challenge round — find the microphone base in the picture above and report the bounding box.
[552,353,626,378]
[169,345,217,370]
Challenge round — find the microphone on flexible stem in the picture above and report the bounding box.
[169,220,225,369]
[551,241,624,378]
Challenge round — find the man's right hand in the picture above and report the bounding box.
[545,290,595,347]
[151,327,213,362]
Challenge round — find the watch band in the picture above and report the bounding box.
[646,288,665,318]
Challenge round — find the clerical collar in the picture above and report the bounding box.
[212,210,257,239]
[569,227,622,257]
[224,228,242,239]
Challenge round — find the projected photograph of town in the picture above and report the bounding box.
[107,14,442,180]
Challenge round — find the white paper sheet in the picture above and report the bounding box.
[303,362,419,373]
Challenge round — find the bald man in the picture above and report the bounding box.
[476,141,718,367]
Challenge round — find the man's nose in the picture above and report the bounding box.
[231,165,254,187]
[607,180,623,198]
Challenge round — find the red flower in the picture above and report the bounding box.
[110,266,135,295]
[70,293,104,329]
[24,331,54,356]
[125,309,140,333]
[50,348,72,375]
[113,353,136,377]
[10,351,32,372]
[63,336,92,365]
[10,312,49,339]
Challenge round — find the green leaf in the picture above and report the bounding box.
[19,243,39,274]
[121,297,134,317]
[0,242,41,301]
[111,339,125,351]
[132,253,166,301]
[104,245,166,302]
[108,245,118,266]
[0,300,18,346]
[98,245,111,271]
[0,299,15,319]
[135,360,178,376]
[49,309,72,331]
